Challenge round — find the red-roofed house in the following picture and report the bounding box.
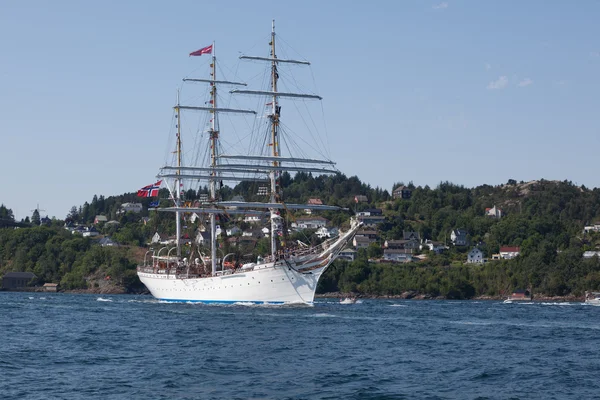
[500,246,520,259]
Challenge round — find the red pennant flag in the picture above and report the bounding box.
[189,44,213,57]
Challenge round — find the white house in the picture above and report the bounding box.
[420,240,447,254]
[195,231,211,246]
[357,215,385,228]
[226,226,242,236]
[499,246,520,259]
[119,203,143,214]
[316,226,339,239]
[338,248,357,261]
[583,223,600,233]
[151,232,168,245]
[82,227,99,237]
[243,214,263,224]
[353,236,374,249]
[383,249,413,263]
[293,216,329,230]
[451,229,468,246]
[485,205,503,218]
[467,247,484,264]
[94,215,107,224]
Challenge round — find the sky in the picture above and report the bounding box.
[1,1,599,220]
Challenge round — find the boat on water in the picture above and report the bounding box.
[340,297,358,305]
[137,21,362,305]
[503,289,533,303]
[584,291,600,305]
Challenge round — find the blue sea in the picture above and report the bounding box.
[1,293,599,399]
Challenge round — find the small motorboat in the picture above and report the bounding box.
[340,297,357,305]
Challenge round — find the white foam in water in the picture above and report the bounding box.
[389,304,408,307]
[39,297,46,300]
[96,297,113,302]
[313,313,337,318]
[28,296,34,300]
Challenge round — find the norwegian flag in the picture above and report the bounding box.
[137,180,162,198]
[189,44,213,57]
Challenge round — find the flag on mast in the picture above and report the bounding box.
[189,44,213,57]
[137,181,162,197]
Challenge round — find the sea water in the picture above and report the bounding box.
[1,293,599,399]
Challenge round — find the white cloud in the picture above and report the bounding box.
[517,78,533,87]
[485,63,492,70]
[487,76,508,90]
[433,2,448,9]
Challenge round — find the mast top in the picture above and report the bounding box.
[272,19,275,34]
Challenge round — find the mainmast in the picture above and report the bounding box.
[209,41,218,275]
[269,20,280,258]
[159,42,254,275]
[175,89,182,257]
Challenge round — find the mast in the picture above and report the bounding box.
[175,89,182,257]
[209,41,218,275]
[269,20,280,258]
[231,20,326,260]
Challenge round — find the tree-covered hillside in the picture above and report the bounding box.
[2,176,600,297]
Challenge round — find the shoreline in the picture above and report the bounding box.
[316,291,584,302]
[2,288,585,302]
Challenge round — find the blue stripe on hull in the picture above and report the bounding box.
[157,298,307,305]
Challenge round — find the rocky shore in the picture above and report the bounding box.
[316,291,585,302]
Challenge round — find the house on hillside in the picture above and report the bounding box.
[451,229,468,246]
[195,231,211,246]
[356,208,383,217]
[304,198,323,215]
[357,215,385,228]
[354,195,368,203]
[316,226,339,239]
[420,240,447,254]
[243,214,264,224]
[94,215,108,224]
[583,251,600,258]
[353,236,374,249]
[151,232,168,245]
[467,247,484,264]
[500,246,520,259]
[403,231,420,241]
[583,223,600,233]
[485,205,503,218]
[338,248,357,261]
[82,227,99,237]
[355,230,378,239]
[392,185,412,200]
[293,216,329,230]
[119,203,143,214]
[383,249,413,263]
[98,237,118,247]
[226,226,242,236]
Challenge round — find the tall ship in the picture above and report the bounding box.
[137,22,362,304]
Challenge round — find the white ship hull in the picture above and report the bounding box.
[138,262,327,305]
